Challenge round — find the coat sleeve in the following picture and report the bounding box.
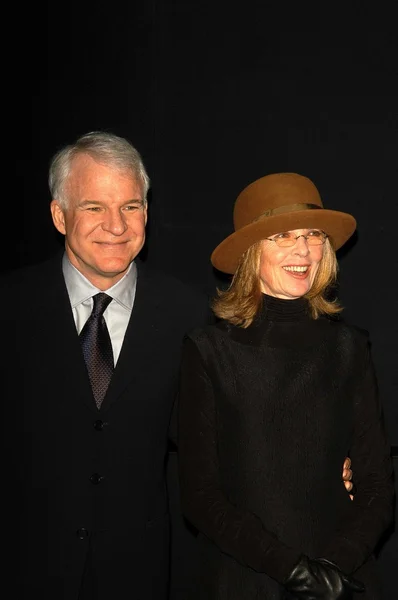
[323,338,395,574]
[177,334,302,584]
[168,295,215,447]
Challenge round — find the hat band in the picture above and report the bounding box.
[253,202,321,222]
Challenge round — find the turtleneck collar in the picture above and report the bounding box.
[219,293,317,347]
[255,293,310,323]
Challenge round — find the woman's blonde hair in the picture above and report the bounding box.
[212,238,341,327]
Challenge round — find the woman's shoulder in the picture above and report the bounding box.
[184,319,233,348]
[322,315,371,354]
[326,314,369,337]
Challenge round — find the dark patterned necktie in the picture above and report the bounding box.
[79,293,114,409]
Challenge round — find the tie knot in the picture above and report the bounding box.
[92,293,113,317]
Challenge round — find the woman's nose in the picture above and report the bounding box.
[293,235,310,255]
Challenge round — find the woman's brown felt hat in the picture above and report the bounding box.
[211,172,356,274]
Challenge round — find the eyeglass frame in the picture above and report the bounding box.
[265,230,329,247]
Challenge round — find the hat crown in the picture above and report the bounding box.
[234,173,323,231]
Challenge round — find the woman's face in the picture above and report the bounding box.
[259,228,324,299]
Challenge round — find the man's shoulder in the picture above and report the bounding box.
[0,252,62,290]
[0,253,64,320]
[136,260,210,306]
[135,260,212,327]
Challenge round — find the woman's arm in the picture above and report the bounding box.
[178,335,301,584]
[323,340,394,574]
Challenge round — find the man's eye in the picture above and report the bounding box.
[87,206,101,212]
[308,230,322,237]
[275,232,291,239]
[124,205,140,211]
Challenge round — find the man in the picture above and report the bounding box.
[2,131,353,599]
[2,131,210,600]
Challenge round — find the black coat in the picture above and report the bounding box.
[178,295,394,599]
[1,252,210,600]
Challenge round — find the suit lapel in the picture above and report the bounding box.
[35,253,99,414]
[100,261,162,412]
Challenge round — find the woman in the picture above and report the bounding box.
[178,173,394,599]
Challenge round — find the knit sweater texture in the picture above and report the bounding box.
[178,294,394,599]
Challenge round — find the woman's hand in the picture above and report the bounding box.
[284,555,364,599]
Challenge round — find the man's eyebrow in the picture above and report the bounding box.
[125,199,145,205]
[77,200,103,207]
[78,199,144,206]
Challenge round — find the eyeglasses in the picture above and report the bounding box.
[265,230,328,247]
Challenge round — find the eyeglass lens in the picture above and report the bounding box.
[270,231,326,247]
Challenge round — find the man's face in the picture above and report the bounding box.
[51,154,147,290]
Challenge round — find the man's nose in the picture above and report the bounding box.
[102,209,127,235]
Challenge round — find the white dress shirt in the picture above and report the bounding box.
[62,253,137,365]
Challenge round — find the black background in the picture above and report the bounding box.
[7,1,397,597]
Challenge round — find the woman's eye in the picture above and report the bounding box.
[275,232,291,239]
[308,230,322,237]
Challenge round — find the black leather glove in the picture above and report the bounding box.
[284,555,365,599]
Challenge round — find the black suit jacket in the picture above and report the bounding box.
[1,252,210,600]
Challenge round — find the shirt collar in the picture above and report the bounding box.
[62,253,137,311]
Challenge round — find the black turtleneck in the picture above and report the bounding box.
[178,295,394,599]
[255,293,310,322]
[227,293,333,349]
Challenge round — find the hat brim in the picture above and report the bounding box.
[211,209,356,274]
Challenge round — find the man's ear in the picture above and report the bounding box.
[50,200,66,235]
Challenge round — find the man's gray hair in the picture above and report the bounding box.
[48,131,150,209]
